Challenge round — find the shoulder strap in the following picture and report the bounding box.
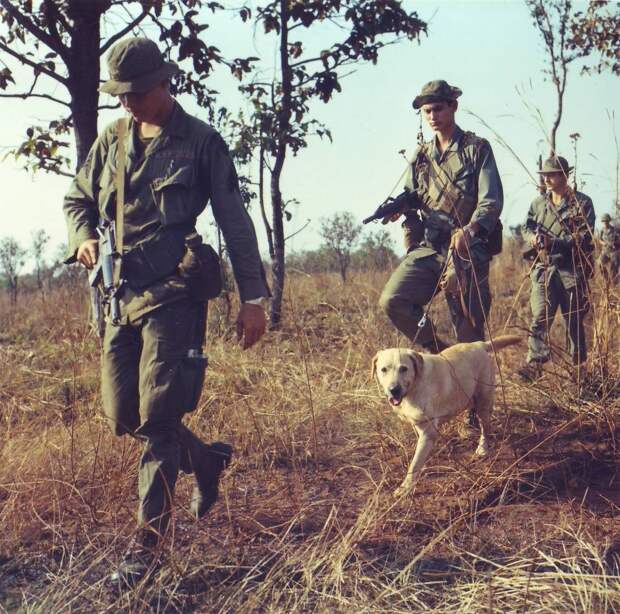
[114,117,127,284]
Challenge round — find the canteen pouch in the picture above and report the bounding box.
[486,219,503,256]
[178,232,223,302]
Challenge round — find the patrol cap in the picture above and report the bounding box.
[538,155,573,175]
[602,213,612,222]
[412,80,462,109]
[100,38,179,96]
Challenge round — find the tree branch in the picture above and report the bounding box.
[0,92,70,106]
[100,9,149,54]
[0,0,67,57]
[0,41,68,86]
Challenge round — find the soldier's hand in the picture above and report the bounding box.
[451,228,471,258]
[77,239,99,269]
[381,212,403,225]
[236,302,266,350]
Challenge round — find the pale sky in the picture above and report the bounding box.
[1,0,618,269]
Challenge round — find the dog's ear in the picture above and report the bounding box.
[406,350,424,376]
[370,353,379,382]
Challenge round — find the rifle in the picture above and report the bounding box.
[363,190,422,224]
[89,220,123,335]
[522,223,559,261]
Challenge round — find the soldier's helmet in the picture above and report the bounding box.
[412,80,462,109]
[602,213,612,222]
[100,38,179,96]
[537,156,573,176]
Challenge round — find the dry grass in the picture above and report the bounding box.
[0,247,619,612]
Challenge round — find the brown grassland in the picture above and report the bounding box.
[0,242,619,613]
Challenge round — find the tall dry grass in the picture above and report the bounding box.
[0,246,618,612]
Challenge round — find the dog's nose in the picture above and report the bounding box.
[389,385,402,397]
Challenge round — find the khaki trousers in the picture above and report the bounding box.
[101,299,208,541]
[379,249,491,346]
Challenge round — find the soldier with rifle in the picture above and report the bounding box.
[518,156,595,381]
[63,38,270,587]
[376,80,504,353]
[598,212,620,284]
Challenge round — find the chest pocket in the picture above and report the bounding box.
[151,165,197,226]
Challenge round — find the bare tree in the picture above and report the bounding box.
[244,1,426,324]
[525,0,580,154]
[31,228,49,292]
[320,212,362,282]
[0,237,26,304]
[526,0,619,155]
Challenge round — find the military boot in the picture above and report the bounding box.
[190,441,233,519]
[108,529,160,590]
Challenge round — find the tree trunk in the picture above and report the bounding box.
[269,0,292,327]
[258,141,275,259]
[67,5,103,170]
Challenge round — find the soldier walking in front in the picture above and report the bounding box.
[63,38,270,587]
[518,156,595,381]
[379,80,504,352]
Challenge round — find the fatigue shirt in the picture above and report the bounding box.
[63,102,269,322]
[404,125,503,260]
[523,190,595,289]
[599,224,620,255]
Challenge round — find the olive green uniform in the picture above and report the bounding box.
[598,223,620,282]
[523,190,595,365]
[380,125,503,346]
[63,102,268,540]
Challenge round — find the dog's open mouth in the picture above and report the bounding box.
[388,396,403,407]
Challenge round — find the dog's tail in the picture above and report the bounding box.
[484,334,522,352]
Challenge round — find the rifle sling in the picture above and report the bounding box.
[114,117,127,286]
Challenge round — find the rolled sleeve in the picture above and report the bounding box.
[205,134,270,302]
[470,144,503,235]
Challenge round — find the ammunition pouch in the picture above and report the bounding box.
[121,226,190,290]
[402,210,425,253]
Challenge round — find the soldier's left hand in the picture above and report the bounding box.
[236,302,267,349]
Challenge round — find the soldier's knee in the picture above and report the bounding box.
[379,290,401,319]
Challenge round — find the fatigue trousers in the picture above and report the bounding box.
[526,267,590,365]
[599,251,619,283]
[101,299,208,543]
[379,249,491,346]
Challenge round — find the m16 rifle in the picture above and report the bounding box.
[522,223,557,261]
[89,220,123,336]
[363,190,422,224]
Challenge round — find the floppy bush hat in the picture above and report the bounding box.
[100,38,179,96]
[412,80,462,109]
[537,156,573,175]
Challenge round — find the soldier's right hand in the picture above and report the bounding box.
[77,239,99,269]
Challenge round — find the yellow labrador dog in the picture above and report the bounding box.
[371,335,521,497]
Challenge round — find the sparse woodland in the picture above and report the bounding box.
[0,241,618,612]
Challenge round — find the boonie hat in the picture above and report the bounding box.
[412,80,462,109]
[538,156,573,175]
[602,213,612,222]
[100,38,179,96]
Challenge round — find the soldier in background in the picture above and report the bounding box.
[518,156,595,381]
[598,213,620,284]
[379,80,504,353]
